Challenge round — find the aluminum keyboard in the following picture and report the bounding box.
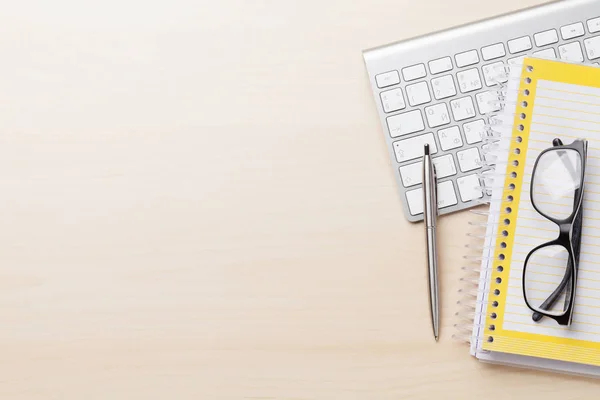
[363,0,600,222]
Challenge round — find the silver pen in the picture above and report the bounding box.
[423,144,439,342]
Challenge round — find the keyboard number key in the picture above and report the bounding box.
[380,88,406,113]
[406,82,432,106]
[561,22,585,40]
[482,62,508,86]
[559,42,584,62]
[375,70,400,88]
[584,36,600,60]
[425,103,450,128]
[437,126,463,151]
[457,174,483,202]
[534,29,558,47]
[457,68,482,93]
[386,110,424,138]
[463,119,486,144]
[457,147,482,172]
[393,133,437,163]
[533,48,557,59]
[450,96,476,121]
[431,75,457,100]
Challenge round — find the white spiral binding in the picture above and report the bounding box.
[453,61,529,346]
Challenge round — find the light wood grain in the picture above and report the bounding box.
[1,0,599,398]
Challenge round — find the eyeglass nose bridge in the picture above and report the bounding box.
[540,223,577,263]
[558,222,575,242]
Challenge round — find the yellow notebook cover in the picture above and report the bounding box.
[482,57,600,366]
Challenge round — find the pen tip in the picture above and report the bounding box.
[435,335,439,342]
[424,144,430,155]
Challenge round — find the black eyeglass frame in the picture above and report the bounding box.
[522,138,588,326]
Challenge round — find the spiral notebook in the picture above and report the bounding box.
[459,57,600,377]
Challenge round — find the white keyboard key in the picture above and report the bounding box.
[457,174,483,202]
[463,119,486,144]
[533,48,557,59]
[482,62,508,86]
[399,162,422,187]
[402,64,426,81]
[481,170,494,195]
[481,144,496,166]
[588,17,600,34]
[436,181,458,209]
[405,180,458,215]
[455,50,479,68]
[406,187,424,215]
[433,155,457,180]
[450,96,476,121]
[386,110,424,138]
[457,147,482,172]
[380,88,406,113]
[406,81,431,106]
[561,22,585,40]
[534,29,559,47]
[375,70,400,88]
[508,36,532,54]
[431,75,456,100]
[476,90,502,115]
[437,126,463,151]
[429,57,453,74]
[508,56,526,65]
[481,43,506,61]
[398,155,456,187]
[457,68,482,93]
[584,36,600,60]
[425,103,450,128]
[393,133,437,163]
[559,42,584,62]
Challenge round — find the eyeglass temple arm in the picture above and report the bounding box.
[532,186,583,322]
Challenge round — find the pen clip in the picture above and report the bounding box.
[432,165,439,217]
[423,144,439,222]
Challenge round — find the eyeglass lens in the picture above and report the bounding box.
[531,149,582,220]
[524,245,572,317]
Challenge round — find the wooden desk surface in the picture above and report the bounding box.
[1,0,599,398]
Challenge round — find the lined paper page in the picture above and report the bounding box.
[504,79,600,342]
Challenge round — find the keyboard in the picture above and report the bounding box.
[363,0,600,222]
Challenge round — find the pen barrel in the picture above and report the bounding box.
[423,148,439,339]
[426,226,439,338]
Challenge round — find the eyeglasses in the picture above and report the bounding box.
[522,138,587,326]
